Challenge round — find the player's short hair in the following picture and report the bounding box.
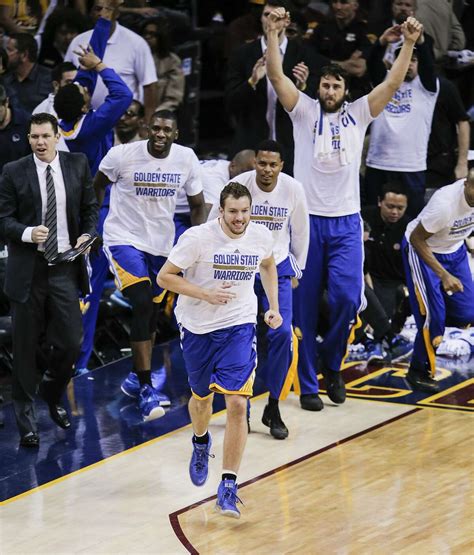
[220,182,253,209]
[380,180,409,201]
[265,0,294,12]
[150,109,177,124]
[319,63,350,88]
[29,112,59,134]
[255,139,284,160]
[51,61,77,84]
[54,83,85,122]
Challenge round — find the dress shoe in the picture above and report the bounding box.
[19,432,40,448]
[300,393,324,411]
[261,404,289,439]
[321,367,346,404]
[48,404,71,429]
[406,366,440,393]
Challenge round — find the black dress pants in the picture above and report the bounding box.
[10,254,82,437]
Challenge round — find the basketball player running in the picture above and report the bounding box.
[94,109,206,421]
[158,182,282,518]
[209,139,309,439]
[266,8,423,407]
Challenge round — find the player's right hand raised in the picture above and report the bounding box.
[204,283,237,305]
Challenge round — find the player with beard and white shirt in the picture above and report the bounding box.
[94,109,206,422]
[158,182,281,519]
[266,8,424,410]
[209,139,309,439]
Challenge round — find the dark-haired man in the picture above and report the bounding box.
[403,169,474,392]
[114,99,144,145]
[0,83,31,171]
[158,182,281,519]
[209,139,309,438]
[0,112,98,447]
[2,32,52,112]
[362,181,410,318]
[225,0,326,175]
[94,110,206,421]
[54,12,132,175]
[33,61,78,118]
[266,9,423,408]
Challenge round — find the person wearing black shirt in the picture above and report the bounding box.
[310,0,372,99]
[362,181,411,318]
[426,76,470,188]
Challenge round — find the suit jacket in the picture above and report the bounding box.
[225,38,328,175]
[0,151,98,303]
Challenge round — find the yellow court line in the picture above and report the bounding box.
[0,392,269,508]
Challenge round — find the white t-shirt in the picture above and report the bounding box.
[169,219,274,334]
[100,141,203,256]
[366,75,439,172]
[405,180,474,254]
[175,159,231,214]
[208,170,309,269]
[65,23,157,108]
[287,93,374,217]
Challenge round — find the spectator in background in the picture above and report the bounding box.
[32,61,77,118]
[0,83,30,171]
[224,0,264,59]
[0,0,43,35]
[426,76,470,188]
[365,29,439,216]
[38,8,88,69]
[141,16,185,113]
[114,99,143,145]
[0,46,7,75]
[2,33,52,113]
[362,181,411,319]
[66,0,158,124]
[285,10,308,41]
[310,0,372,100]
[416,0,465,63]
[225,0,325,176]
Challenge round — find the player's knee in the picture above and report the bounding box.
[225,395,247,420]
[124,281,153,316]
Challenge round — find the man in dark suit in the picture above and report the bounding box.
[0,112,98,448]
[225,0,327,175]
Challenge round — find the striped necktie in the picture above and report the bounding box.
[44,165,58,262]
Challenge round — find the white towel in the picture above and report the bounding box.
[313,101,356,166]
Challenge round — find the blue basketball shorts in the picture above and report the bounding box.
[180,323,257,399]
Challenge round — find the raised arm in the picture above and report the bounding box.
[367,17,422,118]
[265,7,299,112]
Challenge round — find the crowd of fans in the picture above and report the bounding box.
[0,0,473,430]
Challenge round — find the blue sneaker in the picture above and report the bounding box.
[121,368,169,404]
[189,434,214,486]
[365,340,385,364]
[73,367,89,377]
[138,384,166,422]
[215,479,243,519]
[388,335,413,362]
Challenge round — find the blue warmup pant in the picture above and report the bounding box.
[293,214,365,395]
[402,239,474,375]
[76,202,110,370]
[254,269,296,400]
[174,213,191,244]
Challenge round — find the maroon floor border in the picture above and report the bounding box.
[169,407,420,554]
